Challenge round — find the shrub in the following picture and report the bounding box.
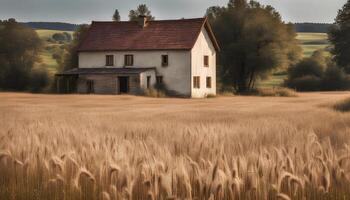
[144,88,166,98]
[257,87,298,97]
[287,57,325,80]
[285,75,323,91]
[322,65,350,90]
[206,94,216,98]
[29,68,50,93]
[334,98,350,112]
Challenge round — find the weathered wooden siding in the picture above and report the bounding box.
[77,73,156,95]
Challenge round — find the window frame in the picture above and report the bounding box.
[206,76,212,88]
[193,76,200,89]
[105,55,114,66]
[161,55,169,67]
[204,55,209,67]
[124,54,134,66]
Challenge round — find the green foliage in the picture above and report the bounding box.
[52,32,72,42]
[286,51,350,91]
[287,53,326,80]
[0,19,49,91]
[207,0,302,93]
[286,75,323,91]
[59,24,90,71]
[29,68,50,92]
[322,64,350,90]
[329,0,350,73]
[129,4,155,21]
[256,87,298,97]
[113,9,121,21]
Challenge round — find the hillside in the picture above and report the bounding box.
[34,29,73,74]
[293,23,333,33]
[23,22,78,31]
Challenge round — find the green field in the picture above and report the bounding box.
[258,32,330,88]
[35,29,73,74]
[297,32,330,57]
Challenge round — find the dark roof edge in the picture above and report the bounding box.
[77,48,192,53]
[191,17,220,52]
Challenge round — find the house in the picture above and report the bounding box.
[55,16,220,98]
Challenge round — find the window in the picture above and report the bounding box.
[124,55,134,66]
[156,76,163,85]
[161,55,168,66]
[204,55,209,67]
[147,76,151,89]
[206,77,212,88]
[193,76,200,89]
[106,55,114,66]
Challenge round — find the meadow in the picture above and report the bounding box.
[258,32,329,88]
[35,29,73,74]
[1,92,350,200]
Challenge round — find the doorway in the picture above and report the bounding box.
[118,77,129,94]
[87,80,94,94]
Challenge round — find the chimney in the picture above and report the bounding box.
[137,15,148,28]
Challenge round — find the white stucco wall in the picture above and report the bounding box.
[191,27,217,98]
[79,51,191,96]
[140,70,156,90]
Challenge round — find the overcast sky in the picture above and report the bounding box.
[0,0,347,24]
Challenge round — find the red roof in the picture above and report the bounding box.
[77,17,220,52]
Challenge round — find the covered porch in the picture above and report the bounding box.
[55,67,157,95]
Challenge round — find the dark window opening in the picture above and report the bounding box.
[204,55,209,67]
[206,77,212,88]
[106,55,114,66]
[124,55,134,66]
[193,76,200,89]
[147,76,151,89]
[161,55,168,66]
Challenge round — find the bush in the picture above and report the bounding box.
[287,58,325,80]
[286,75,322,91]
[144,88,167,98]
[322,65,350,90]
[334,98,350,112]
[257,87,298,97]
[29,68,50,93]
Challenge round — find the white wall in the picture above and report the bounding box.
[191,27,217,98]
[140,70,156,90]
[79,51,191,96]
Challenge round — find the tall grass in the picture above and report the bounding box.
[334,98,350,112]
[0,92,350,200]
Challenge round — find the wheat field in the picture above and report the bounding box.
[1,92,350,200]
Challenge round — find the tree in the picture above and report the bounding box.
[60,24,90,71]
[329,0,350,73]
[128,4,155,21]
[0,19,43,91]
[113,9,121,21]
[207,0,301,93]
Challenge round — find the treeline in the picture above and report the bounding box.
[0,19,49,92]
[22,22,79,31]
[293,23,333,33]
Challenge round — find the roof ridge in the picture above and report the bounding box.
[91,17,205,24]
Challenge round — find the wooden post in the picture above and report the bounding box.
[56,76,60,93]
